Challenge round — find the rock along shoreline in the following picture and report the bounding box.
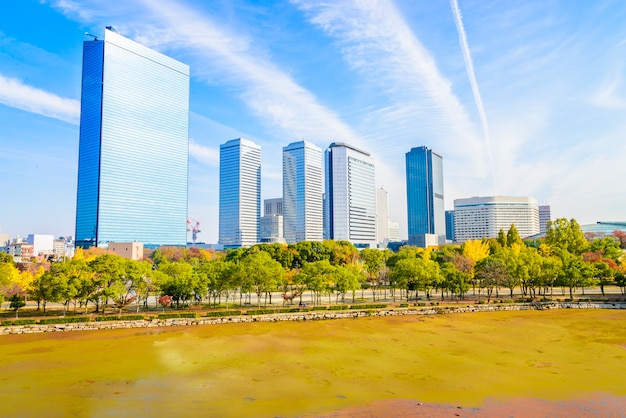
[2,301,625,336]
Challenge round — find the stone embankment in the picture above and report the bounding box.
[2,302,625,335]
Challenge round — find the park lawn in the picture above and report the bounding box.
[0,309,624,417]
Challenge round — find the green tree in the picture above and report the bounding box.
[506,224,523,247]
[475,257,508,303]
[241,251,284,307]
[30,270,65,314]
[545,218,589,255]
[158,261,195,308]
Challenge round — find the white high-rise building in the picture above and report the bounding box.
[219,138,261,248]
[376,187,390,247]
[283,141,323,243]
[260,198,285,243]
[453,196,540,243]
[27,234,54,257]
[324,142,376,248]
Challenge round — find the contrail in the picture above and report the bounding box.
[450,0,496,189]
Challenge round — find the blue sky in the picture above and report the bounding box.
[1,0,625,243]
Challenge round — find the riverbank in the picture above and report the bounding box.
[2,301,625,335]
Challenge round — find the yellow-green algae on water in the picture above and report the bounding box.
[0,309,625,417]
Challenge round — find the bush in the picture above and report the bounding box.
[39,317,90,325]
[329,305,348,311]
[95,316,121,322]
[179,313,197,318]
[246,309,276,315]
[2,319,37,326]
[399,303,409,308]
[278,308,303,313]
[205,310,242,317]
[350,304,387,310]
[158,313,181,319]
[417,302,426,307]
[312,306,328,311]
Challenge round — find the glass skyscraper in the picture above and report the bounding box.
[75,27,190,249]
[324,142,376,248]
[283,141,323,243]
[219,138,261,248]
[406,146,445,246]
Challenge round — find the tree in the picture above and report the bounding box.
[496,229,507,248]
[506,224,523,247]
[158,261,195,308]
[333,265,362,303]
[241,251,284,307]
[475,257,508,303]
[360,248,385,300]
[29,270,65,315]
[545,218,589,255]
[301,260,335,305]
[89,254,126,313]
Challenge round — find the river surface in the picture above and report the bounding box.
[1,309,625,417]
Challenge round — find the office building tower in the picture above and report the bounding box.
[539,205,551,234]
[260,198,285,243]
[454,196,539,242]
[324,142,376,248]
[264,198,283,216]
[75,27,189,248]
[283,141,323,243]
[406,146,445,247]
[445,210,455,242]
[376,187,390,247]
[388,221,400,242]
[219,138,261,248]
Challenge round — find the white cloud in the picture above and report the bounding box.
[291,0,488,176]
[188,139,219,167]
[0,74,80,124]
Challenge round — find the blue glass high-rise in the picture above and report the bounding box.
[406,146,445,245]
[219,138,261,248]
[283,141,323,243]
[75,27,190,248]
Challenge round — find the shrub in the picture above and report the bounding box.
[399,303,409,308]
[2,319,37,326]
[205,310,242,317]
[246,309,276,315]
[95,316,121,322]
[417,302,426,307]
[312,306,328,311]
[350,304,387,310]
[179,313,197,318]
[158,313,181,319]
[329,305,348,311]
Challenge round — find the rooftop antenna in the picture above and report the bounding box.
[84,32,98,40]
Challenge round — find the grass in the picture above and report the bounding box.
[0,309,624,417]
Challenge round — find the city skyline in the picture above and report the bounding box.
[2,1,626,243]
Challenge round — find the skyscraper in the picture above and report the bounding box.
[75,27,189,249]
[405,146,445,246]
[539,205,551,234]
[283,141,323,243]
[376,186,390,247]
[324,142,376,248]
[219,138,261,248]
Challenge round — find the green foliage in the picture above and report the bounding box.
[157,313,181,319]
[312,306,328,311]
[2,319,36,326]
[95,315,121,322]
[350,304,387,309]
[328,305,349,310]
[545,218,589,255]
[39,317,90,324]
[245,309,276,315]
[205,310,242,317]
[399,303,409,307]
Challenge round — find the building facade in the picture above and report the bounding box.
[453,196,540,242]
[445,210,455,242]
[324,142,376,248]
[376,187,390,247]
[283,141,323,243]
[219,138,261,248]
[539,205,551,234]
[405,146,445,246]
[75,27,189,248]
[260,198,285,243]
